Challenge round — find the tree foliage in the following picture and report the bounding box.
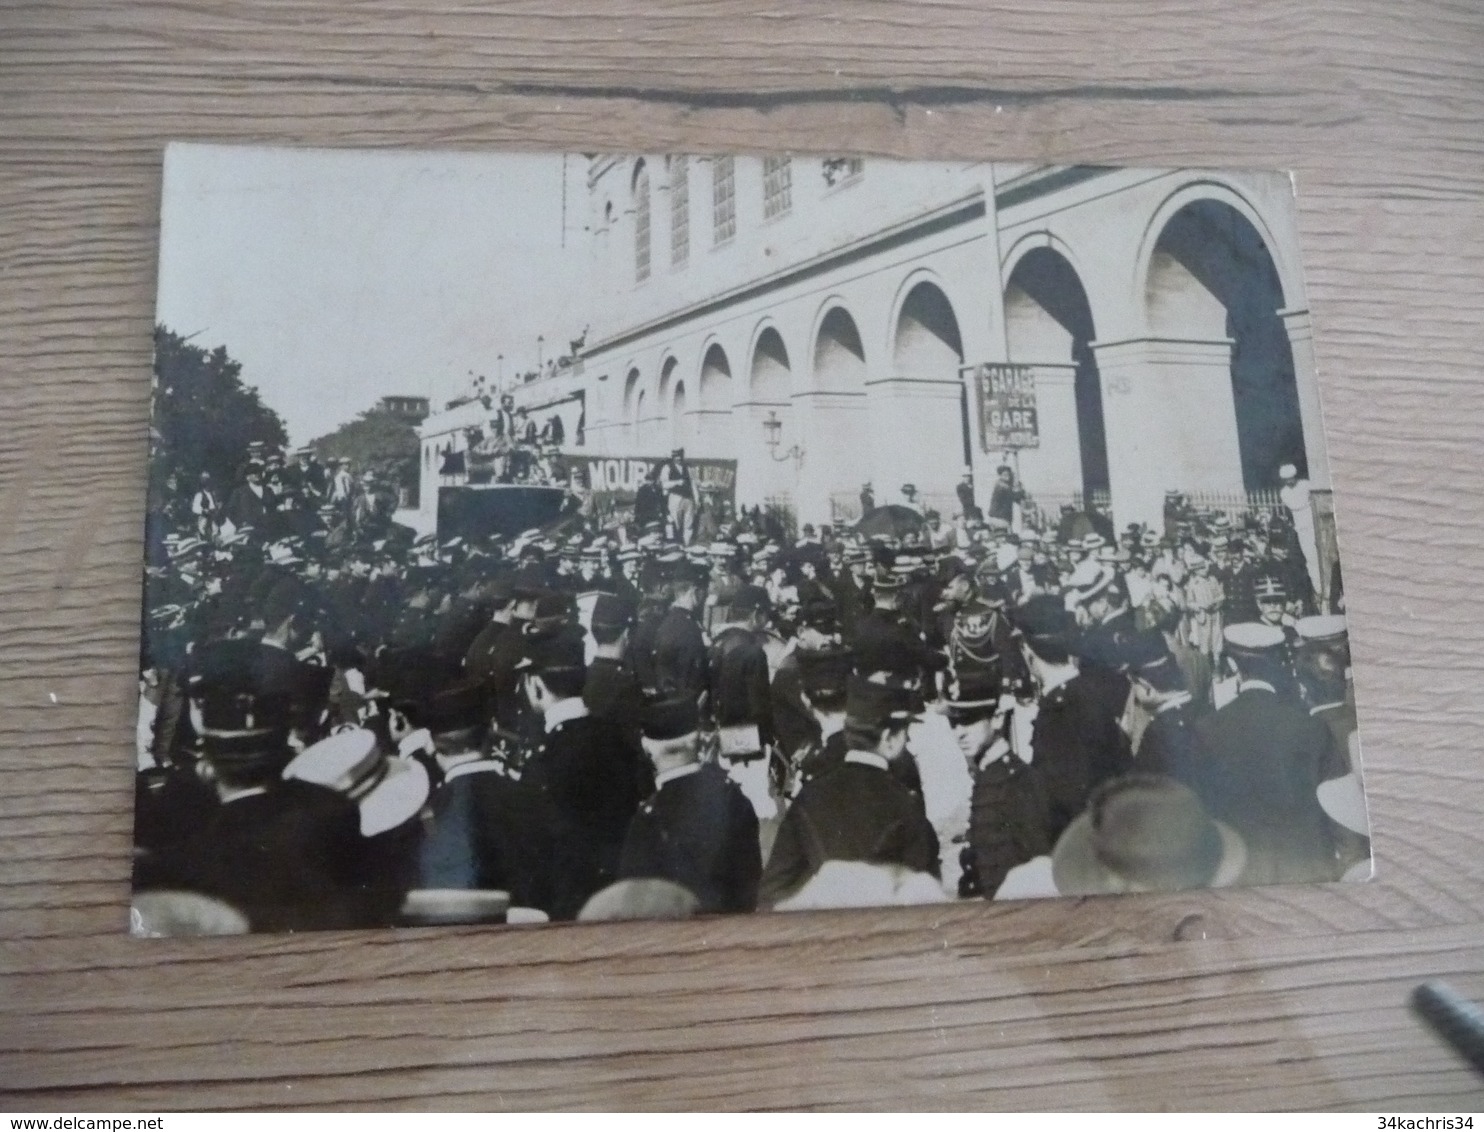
[150,324,288,494]
[310,404,421,505]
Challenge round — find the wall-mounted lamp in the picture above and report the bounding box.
[763,410,803,467]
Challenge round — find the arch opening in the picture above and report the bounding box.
[632,159,651,283]
[1146,199,1302,487]
[671,380,688,447]
[1006,247,1109,497]
[893,281,963,374]
[893,280,969,466]
[813,307,866,392]
[699,343,732,409]
[623,367,642,446]
[748,328,791,402]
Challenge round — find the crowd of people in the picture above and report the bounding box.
[133,439,1370,935]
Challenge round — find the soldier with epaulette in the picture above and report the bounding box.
[617,696,761,914]
[948,661,1050,899]
[951,591,1031,703]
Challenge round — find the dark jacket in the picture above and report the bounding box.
[521,709,654,919]
[141,778,378,932]
[1031,672,1134,840]
[583,656,644,744]
[417,761,551,910]
[618,762,761,913]
[708,625,774,748]
[1134,696,1206,783]
[1193,685,1342,884]
[464,619,526,734]
[759,754,940,906]
[850,607,942,680]
[651,604,708,701]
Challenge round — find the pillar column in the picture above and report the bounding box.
[792,390,868,527]
[732,400,793,510]
[1091,337,1243,531]
[683,408,734,460]
[1278,307,1332,491]
[858,376,964,522]
[636,411,668,456]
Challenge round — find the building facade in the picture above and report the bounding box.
[426,156,1330,534]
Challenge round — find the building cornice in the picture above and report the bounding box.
[582,189,989,360]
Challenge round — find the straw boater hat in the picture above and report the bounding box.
[283,728,430,838]
[1051,775,1247,895]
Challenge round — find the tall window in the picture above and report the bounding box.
[633,160,651,283]
[763,155,793,219]
[712,156,736,245]
[669,156,689,268]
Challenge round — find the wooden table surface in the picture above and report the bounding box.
[3,0,1483,1111]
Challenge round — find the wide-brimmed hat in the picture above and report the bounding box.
[1051,775,1247,895]
[284,728,430,837]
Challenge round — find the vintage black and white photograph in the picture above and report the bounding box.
[132,144,1371,936]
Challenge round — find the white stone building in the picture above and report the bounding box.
[425,155,1331,534]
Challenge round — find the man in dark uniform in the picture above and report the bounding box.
[415,679,551,910]
[1219,536,1260,625]
[618,696,762,914]
[759,676,940,907]
[651,562,709,701]
[1192,622,1342,884]
[583,593,643,744]
[518,624,653,919]
[949,662,1050,899]
[1124,630,1206,783]
[463,576,528,744]
[773,636,852,790]
[850,565,943,687]
[627,567,668,692]
[1294,614,1357,778]
[708,584,776,756]
[1012,595,1134,842]
[138,637,374,932]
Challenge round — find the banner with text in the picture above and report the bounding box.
[563,455,738,529]
[972,363,1040,450]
